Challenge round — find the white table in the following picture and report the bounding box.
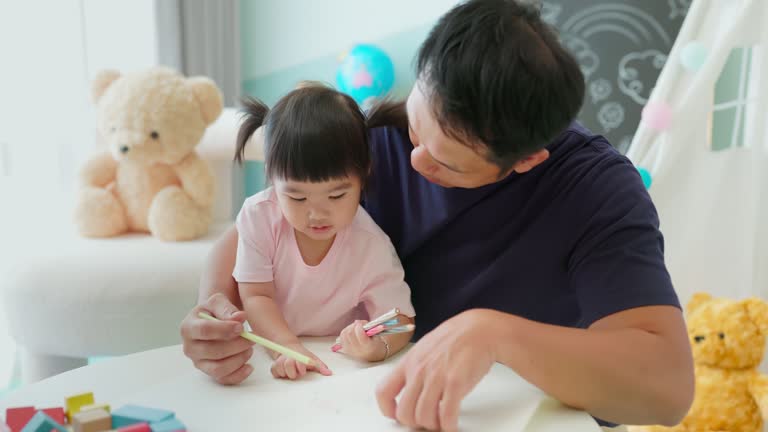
[0,338,602,431]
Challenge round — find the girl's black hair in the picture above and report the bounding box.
[235,83,407,184]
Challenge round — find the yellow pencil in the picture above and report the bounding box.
[197,312,315,367]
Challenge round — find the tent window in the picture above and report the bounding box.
[711,46,759,151]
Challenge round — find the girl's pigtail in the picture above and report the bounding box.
[365,99,408,130]
[235,97,270,164]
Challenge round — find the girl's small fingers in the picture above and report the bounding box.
[271,360,285,378]
[354,323,370,346]
[297,361,307,376]
[285,359,298,379]
[312,358,333,376]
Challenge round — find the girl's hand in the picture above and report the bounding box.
[270,344,332,380]
[339,320,385,361]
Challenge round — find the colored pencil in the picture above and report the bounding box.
[198,312,315,367]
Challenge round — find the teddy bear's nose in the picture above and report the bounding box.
[120,145,130,154]
[694,335,706,343]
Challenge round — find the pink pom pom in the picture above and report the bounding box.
[642,101,673,131]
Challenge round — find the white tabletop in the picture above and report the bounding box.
[0,338,601,431]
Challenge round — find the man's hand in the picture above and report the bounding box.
[180,293,255,385]
[375,310,495,431]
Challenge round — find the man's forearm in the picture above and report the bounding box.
[198,225,240,306]
[474,308,693,426]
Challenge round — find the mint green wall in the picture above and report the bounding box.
[238,1,445,198]
[240,23,432,106]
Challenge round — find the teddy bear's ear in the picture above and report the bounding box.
[744,298,768,336]
[91,70,121,103]
[187,77,223,126]
[686,292,713,314]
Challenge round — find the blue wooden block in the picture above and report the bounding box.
[111,405,174,429]
[150,417,186,431]
[20,411,67,432]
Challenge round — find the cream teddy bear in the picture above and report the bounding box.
[632,293,768,432]
[75,67,221,241]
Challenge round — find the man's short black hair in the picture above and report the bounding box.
[416,0,585,169]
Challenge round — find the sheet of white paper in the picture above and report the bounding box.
[120,362,541,431]
[0,341,598,431]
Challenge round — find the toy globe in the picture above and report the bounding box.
[336,44,395,107]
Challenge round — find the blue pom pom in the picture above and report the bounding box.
[680,41,708,72]
[637,167,653,189]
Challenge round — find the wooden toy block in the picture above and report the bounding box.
[114,423,150,431]
[80,403,111,414]
[72,408,111,432]
[5,406,36,432]
[65,392,95,422]
[20,411,67,432]
[39,408,65,425]
[148,417,185,432]
[110,406,173,429]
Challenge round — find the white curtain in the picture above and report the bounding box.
[627,0,768,306]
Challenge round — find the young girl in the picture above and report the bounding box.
[233,84,415,380]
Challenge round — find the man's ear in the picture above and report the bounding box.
[512,149,550,174]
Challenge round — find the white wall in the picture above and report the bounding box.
[83,0,162,78]
[0,0,90,188]
[0,0,168,388]
[241,0,460,78]
[0,0,164,197]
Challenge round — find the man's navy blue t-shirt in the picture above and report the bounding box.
[362,122,680,340]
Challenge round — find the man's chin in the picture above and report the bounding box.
[421,174,453,188]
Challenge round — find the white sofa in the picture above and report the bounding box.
[0,108,258,383]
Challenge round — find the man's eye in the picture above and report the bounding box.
[329,193,347,200]
[289,197,306,202]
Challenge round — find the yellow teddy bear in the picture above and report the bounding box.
[633,293,768,432]
[74,67,221,241]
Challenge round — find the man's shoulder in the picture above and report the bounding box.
[548,122,635,184]
[368,125,410,152]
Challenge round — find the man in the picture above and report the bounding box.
[180,1,694,430]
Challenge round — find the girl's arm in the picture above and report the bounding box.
[373,316,415,361]
[239,281,300,357]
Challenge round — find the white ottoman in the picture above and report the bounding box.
[0,108,261,383]
[1,222,230,382]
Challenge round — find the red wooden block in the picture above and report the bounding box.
[116,423,151,432]
[40,408,65,426]
[5,406,35,432]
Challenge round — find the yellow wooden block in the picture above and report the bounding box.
[65,392,95,422]
[79,403,111,414]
